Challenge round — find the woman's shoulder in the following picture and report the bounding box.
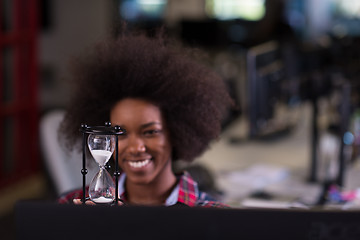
[178,171,230,208]
[196,191,230,208]
[196,200,231,208]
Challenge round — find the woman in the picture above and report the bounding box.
[58,30,233,207]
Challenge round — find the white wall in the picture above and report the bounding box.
[165,0,207,27]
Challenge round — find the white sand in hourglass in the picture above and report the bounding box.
[91,149,113,166]
[92,196,114,204]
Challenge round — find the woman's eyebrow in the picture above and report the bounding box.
[141,122,162,129]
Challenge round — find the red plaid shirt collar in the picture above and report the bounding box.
[176,171,198,206]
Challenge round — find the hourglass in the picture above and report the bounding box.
[88,134,115,203]
[80,123,125,205]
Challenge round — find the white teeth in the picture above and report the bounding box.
[128,159,150,168]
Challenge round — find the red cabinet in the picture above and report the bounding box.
[0,0,39,189]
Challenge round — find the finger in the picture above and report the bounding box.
[73,199,82,205]
[73,198,95,205]
[85,200,96,205]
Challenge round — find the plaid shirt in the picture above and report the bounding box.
[58,171,229,208]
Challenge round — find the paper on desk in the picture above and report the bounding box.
[216,164,289,201]
[217,164,322,207]
[241,198,310,209]
[265,177,322,205]
[221,163,289,189]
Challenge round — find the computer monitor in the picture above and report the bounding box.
[15,201,360,240]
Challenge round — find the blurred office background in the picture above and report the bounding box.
[2,0,360,238]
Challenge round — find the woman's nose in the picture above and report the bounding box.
[127,135,146,154]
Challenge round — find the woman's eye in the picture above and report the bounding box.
[144,129,161,136]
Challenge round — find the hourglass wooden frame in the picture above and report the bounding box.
[80,123,126,205]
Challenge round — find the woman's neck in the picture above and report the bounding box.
[125,169,177,205]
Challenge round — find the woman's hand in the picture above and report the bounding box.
[72,198,95,205]
[72,198,124,205]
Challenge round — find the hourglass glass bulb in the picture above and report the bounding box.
[87,134,116,203]
[89,168,115,203]
[88,134,115,166]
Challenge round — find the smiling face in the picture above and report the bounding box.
[110,98,174,187]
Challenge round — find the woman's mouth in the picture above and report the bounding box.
[128,159,151,169]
